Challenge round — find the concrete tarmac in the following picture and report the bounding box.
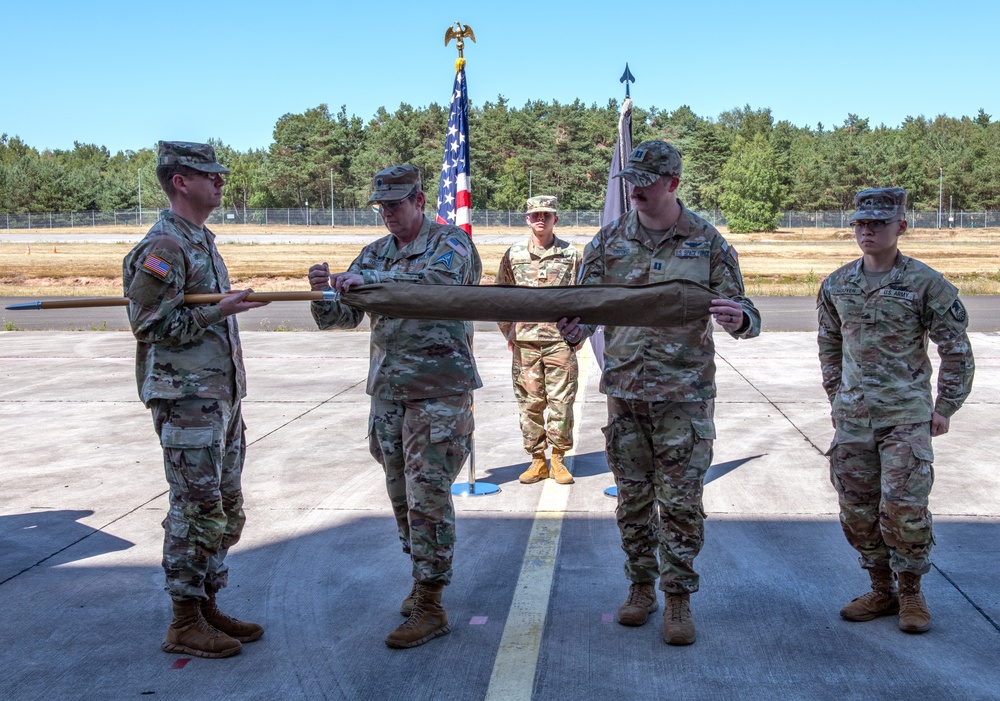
[1,330,999,701]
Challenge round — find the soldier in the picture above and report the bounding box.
[307,165,481,649]
[123,141,268,658]
[817,187,974,633]
[496,195,581,486]
[557,140,760,645]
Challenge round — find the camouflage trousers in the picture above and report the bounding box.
[511,340,578,454]
[828,419,935,575]
[149,396,247,601]
[602,397,715,594]
[369,392,473,585]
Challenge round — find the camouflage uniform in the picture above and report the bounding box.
[818,253,974,575]
[496,230,580,455]
[579,204,761,593]
[312,214,482,585]
[123,206,247,601]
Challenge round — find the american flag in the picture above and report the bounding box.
[436,66,472,234]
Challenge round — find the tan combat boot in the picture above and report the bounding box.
[162,598,242,658]
[897,572,931,633]
[617,582,658,626]
[549,451,575,485]
[840,568,899,621]
[386,582,450,648]
[519,453,549,484]
[662,592,696,645]
[400,580,420,617]
[201,593,264,643]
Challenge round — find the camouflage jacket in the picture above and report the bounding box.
[817,254,974,427]
[495,235,580,343]
[122,210,243,405]
[311,216,483,400]
[578,205,761,401]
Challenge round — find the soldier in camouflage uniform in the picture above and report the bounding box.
[496,195,581,486]
[817,187,974,634]
[557,141,761,645]
[308,165,481,649]
[123,142,268,659]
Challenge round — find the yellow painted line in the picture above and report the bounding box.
[485,343,595,701]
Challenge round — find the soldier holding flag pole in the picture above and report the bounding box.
[123,141,268,659]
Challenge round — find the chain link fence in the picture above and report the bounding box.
[2,208,998,230]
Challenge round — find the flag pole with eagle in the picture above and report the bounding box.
[436,23,474,235]
[440,22,496,497]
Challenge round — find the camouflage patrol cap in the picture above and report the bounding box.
[849,188,908,223]
[366,165,422,205]
[526,195,558,213]
[157,141,230,173]
[614,140,683,187]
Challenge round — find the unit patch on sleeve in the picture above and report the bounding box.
[433,251,455,269]
[950,299,967,322]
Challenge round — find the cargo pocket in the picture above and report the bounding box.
[691,418,716,442]
[160,425,217,492]
[435,521,457,546]
[901,442,935,503]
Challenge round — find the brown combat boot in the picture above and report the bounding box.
[400,580,420,617]
[385,582,451,648]
[201,593,264,643]
[840,568,899,621]
[897,572,931,633]
[519,453,549,484]
[549,451,575,485]
[617,582,658,626]
[663,593,696,645]
[162,598,242,658]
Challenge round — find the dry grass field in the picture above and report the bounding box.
[3,225,1000,298]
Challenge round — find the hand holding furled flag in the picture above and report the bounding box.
[436,66,472,235]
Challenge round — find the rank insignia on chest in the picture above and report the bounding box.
[434,251,455,269]
[142,253,171,278]
[653,261,663,271]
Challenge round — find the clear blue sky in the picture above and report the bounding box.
[3,0,996,154]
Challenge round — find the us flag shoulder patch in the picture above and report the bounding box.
[143,254,171,278]
[446,237,468,257]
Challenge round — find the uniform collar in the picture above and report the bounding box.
[527,235,564,258]
[626,200,692,249]
[385,215,432,260]
[162,209,211,247]
[847,252,909,290]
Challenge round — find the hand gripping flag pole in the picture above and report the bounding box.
[439,22,496,497]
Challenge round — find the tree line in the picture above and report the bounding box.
[1,100,998,232]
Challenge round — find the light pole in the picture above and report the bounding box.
[938,167,943,229]
[305,199,309,227]
[330,169,335,228]
[138,170,142,226]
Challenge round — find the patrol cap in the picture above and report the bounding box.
[614,140,683,187]
[157,141,230,174]
[366,165,422,205]
[849,187,907,223]
[526,195,558,213]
